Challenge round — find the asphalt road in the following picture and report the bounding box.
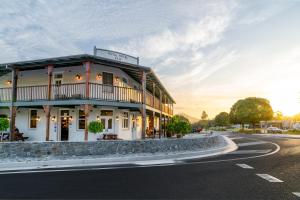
[0,133,299,199]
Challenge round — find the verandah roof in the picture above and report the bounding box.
[0,54,175,103]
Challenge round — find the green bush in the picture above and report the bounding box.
[0,118,9,132]
[285,129,300,135]
[167,115,192,137]
[88,121,104,134]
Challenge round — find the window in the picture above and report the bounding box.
[122,77,128,84]
[103,72,113,85]
[78,110,85,130]
[103,72,113,93]
[54,73,63,79]
[54,73,63,86]
[29,110,37,128]
[122,112,129,129]
[101,110,113,116]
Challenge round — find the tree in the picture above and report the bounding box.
[273,111,283,121]
[0,117,9,132]
[214,112,230,127]
[201,111,208,120]
[88,121,104,134]
[167,115,192,137]
[229,97,273,129]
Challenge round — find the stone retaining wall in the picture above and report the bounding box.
[0,135,226,159]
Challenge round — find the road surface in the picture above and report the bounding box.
[0,133,299,199]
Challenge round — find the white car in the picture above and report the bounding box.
[267,127,282,133]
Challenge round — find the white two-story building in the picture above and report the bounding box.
[0,48,174,141]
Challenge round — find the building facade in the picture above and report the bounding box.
[0,53,174,141]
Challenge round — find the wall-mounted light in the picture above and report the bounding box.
[115,76,119,82]
[97,73,102,80]
[75,74,81,80]
[36,116,41,121]
[96,116,100,121]
[6,80,12,85]
[51,116,56,121]
[116,116,119,121]
[69,116,73,121]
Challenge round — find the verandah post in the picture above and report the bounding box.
[159,89,162,138]
[141,70,147,139]
[45,65,53,141]
[84,61,91,141]
[9,68,18,141]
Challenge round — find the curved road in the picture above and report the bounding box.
[0,133,299,199]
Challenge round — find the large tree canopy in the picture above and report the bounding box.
[214,112,230,127]
[229,97,273,126]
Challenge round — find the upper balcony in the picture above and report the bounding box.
[0,53,175,115]
[0,82,173,115]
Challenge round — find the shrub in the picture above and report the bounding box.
[167,115,192,137]
[88,121,104,134]
[0,118,9,132]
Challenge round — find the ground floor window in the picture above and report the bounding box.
[78,110,85,130]
[29,110,37,128]
[122,112,129,129]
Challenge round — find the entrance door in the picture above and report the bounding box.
[100,110,114,133]
[131,114,137,140]
[60,110,70,141]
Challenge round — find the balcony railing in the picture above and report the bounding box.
[0,83,173,114]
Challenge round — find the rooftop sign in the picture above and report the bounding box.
[94,47,139,65]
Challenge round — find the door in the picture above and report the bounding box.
[132,114,137,140]
[100,110,114,133]
[60,110,70,141]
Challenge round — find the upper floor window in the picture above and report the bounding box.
[29,110,37,128]
[54,73,63,86]
[103,72,113,92]
[103,72,113,85]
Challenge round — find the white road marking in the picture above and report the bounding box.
[256,174,283,182]
[230,149,272,154]
[238,141,268,147]
[236,163,254,169]
[293,192,300,197]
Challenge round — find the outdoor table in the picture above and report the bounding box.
[103,134,118,140]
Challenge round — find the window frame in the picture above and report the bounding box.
[122,112,129,129]
[29,109,38,129]
[77,109,86,130]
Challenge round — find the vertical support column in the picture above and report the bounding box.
[9,68,18,141]
[158,89,162,138]
[84,61,91,141]
[141,71,147,139]
[45,65,53,141]
[152,83,156,138]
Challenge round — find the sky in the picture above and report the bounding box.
[0,0,300,119]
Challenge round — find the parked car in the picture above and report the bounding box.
[192,128,203,133]
[267,127,282,133]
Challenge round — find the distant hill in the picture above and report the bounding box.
[177,113,200,124]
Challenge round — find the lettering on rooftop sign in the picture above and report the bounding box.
[94,47,139,65]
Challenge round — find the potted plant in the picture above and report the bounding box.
[88,121,104,138]
[0,117,9,133]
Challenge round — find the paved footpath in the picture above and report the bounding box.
[0,133,299,199]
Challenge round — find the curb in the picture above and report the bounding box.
[253,134,300,139]
[0,135,237,172]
